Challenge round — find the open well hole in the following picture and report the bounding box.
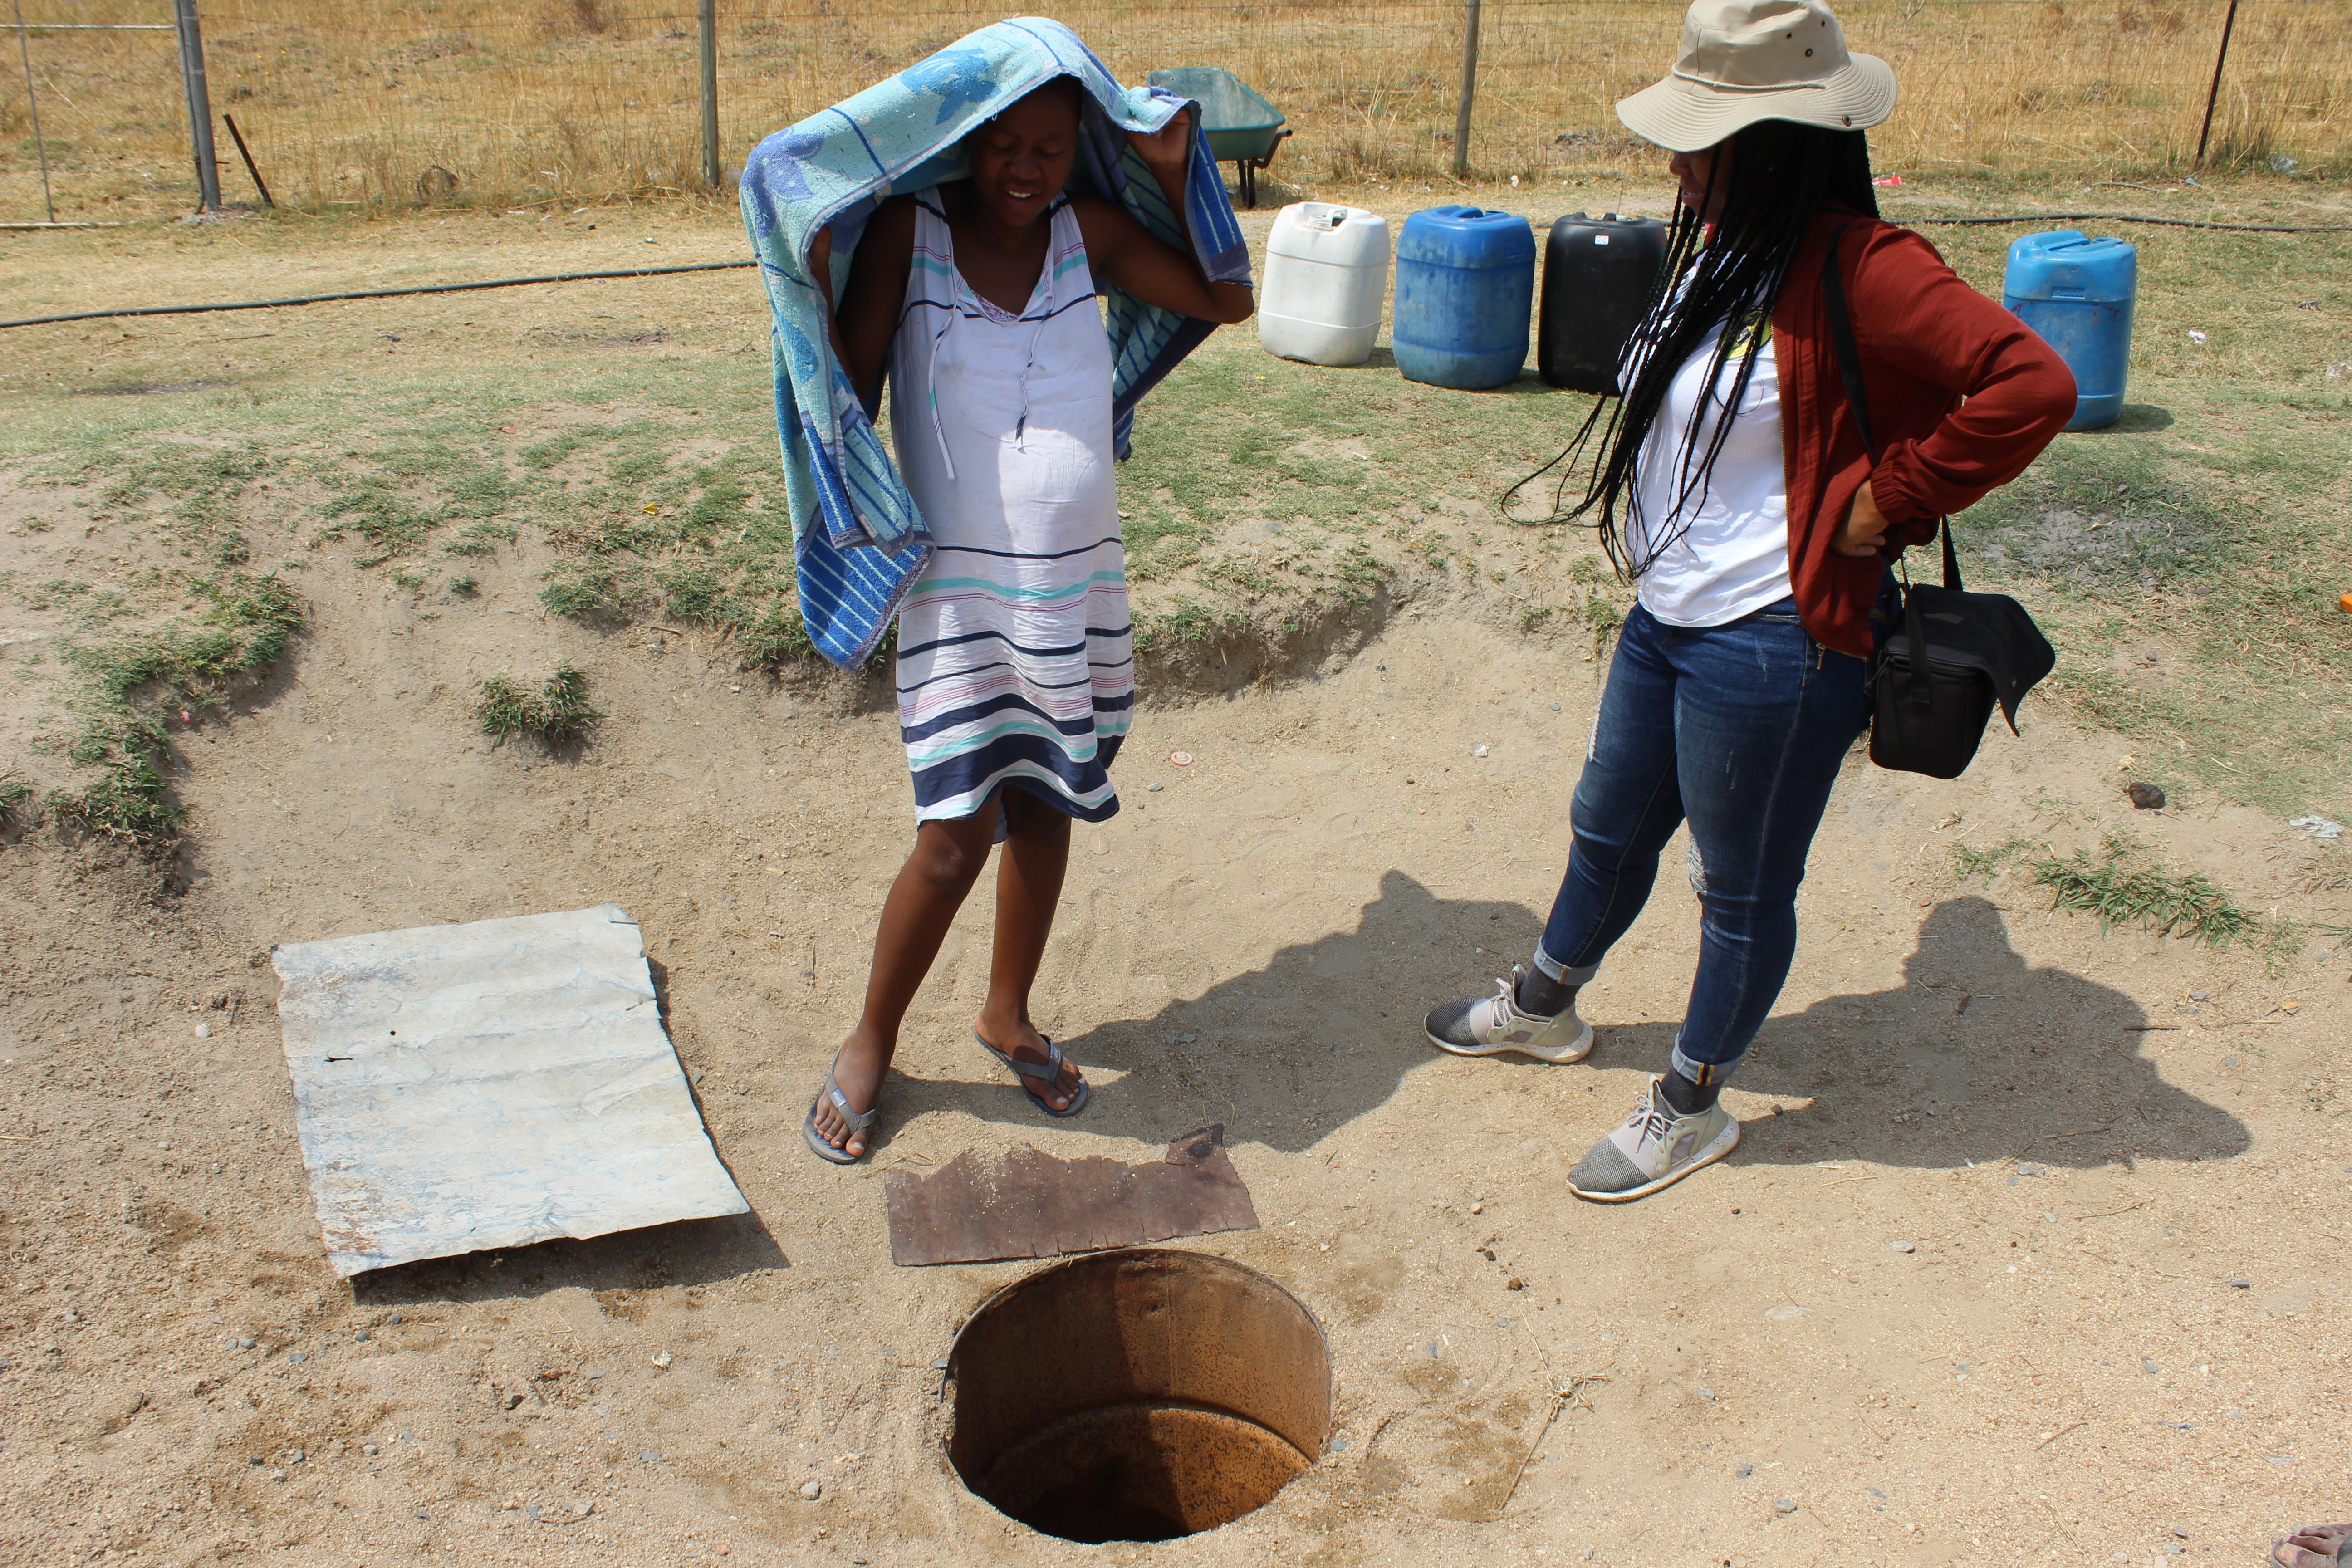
[946,1247,1332,1544]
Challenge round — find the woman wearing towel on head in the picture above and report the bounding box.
[800,68,1253,1164]
[1421,0,2074,1200]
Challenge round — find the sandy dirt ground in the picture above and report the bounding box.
[3,202,2350,1568]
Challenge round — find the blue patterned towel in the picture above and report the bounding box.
[739,16,1251,669]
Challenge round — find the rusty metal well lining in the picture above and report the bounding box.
[946,1248,1332,1543]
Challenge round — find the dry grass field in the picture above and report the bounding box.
[4,0,2350,221]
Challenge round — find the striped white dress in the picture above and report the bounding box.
[886,195,1133,823]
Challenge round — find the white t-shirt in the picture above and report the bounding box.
[1623,322,1790,628]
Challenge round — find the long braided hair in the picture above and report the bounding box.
[1509,121,1878,578]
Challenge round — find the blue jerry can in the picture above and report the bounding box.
[2002,231,2137,431]
[1392,206,1537,391]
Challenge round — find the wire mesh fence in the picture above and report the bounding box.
[5,0,2348,221]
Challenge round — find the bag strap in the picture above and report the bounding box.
[1819,225,1962,593]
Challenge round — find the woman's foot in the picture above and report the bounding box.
[1424,965,1594,1064]
[974,1010,1083,1112]
[2275,1523,2352,1567]
[808,1031,889,1159]
[1568,1075,1740,1202]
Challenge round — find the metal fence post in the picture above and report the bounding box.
[2194,0,2242,166]
[173,0,221,211]
[10,0,54,222]
[699,0,720,188]
[1452,0,1482,179]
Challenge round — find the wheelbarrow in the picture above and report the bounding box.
[1147,67,1292,209]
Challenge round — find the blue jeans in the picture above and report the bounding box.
[1535,597,1872,1084]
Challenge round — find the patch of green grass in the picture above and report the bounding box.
[318,482,438,564]
[443,519,519,557]
[94,441,277,538]
[522,437,791,635]
[1953,832,2279,954]
[1962,438,2236,590]
[737,601,817,666]
[2029,834,2254,947]
[659,565,727,623]
[539,566,632,618]
[1951,835,2041,883]
[1201,554,1284,597]
[1329,543,1386,599]
[37,571,304,852]
[1135,598,1245,654]
[202,573,305,666]
[1580,587,1627,654]
[681,471,750,533]
[476,666,601,750]
[0,776,34,832]
[520,430,602,470]
[62,573,304,727]
[607,447,670,486]
[1122,511,1210,583]
[46,755,177,850]
[448,574,478,595]
[313,447,520,565]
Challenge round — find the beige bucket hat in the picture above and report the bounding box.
[1617,0,1896,152]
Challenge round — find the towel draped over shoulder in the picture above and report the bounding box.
[738,16,1251,668]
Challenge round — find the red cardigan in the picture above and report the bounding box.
[1772,210,2077,658]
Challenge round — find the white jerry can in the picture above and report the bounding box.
[1257,202,1390,368]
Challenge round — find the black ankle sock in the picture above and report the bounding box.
[1659,1068,1721,1116]
[1514,965,1577,1018]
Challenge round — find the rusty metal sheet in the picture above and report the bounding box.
[271,904,747,1277]
[884,1125,1259,1267]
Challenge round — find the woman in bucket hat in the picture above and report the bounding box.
[1423,0,2075,1200]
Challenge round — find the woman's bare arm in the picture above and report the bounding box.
[1071,111,1254,325]
[812,196,918,418]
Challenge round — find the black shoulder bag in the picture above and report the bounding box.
[1821,229,2056,781]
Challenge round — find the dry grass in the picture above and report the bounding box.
[3,0,2348,219]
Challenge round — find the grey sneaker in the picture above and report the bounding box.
[1568,1075,1740,1202]
[1423,966,1594,1064]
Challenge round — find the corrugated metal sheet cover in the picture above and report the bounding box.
[272,904,748,1277]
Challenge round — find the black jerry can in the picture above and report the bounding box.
[1537,212,1668,394]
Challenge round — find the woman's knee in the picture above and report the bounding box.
[911,821,992,890]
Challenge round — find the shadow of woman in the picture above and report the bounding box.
[878,867,1551,1155]
[878,882,2245,1177]
[1721,894,2249,1171]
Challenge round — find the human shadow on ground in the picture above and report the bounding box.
[879,875,2245,1174]
[1718,894,2247,1171]
[872,867,1543,1156]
